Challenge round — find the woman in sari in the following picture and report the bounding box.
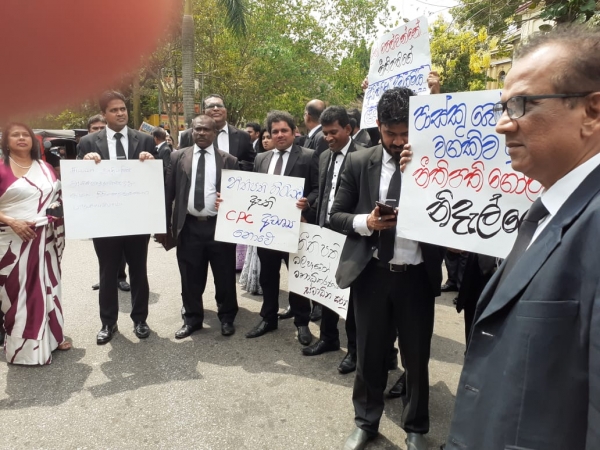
[0,122,70,365]
[239,129,275,295]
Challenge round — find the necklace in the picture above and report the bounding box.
[9,156,32,169]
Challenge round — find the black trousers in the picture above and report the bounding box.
[256,247,311,326]
[117,255,127,281]
[177,216,238,327]
[444,251,468,288]
[319,296,356,354]
[353,259,435,435]
[93,234,150,326]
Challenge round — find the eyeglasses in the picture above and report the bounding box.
[205,104,225,110]
[493,92,592,121]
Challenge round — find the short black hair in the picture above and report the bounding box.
[246,122,261,133]
[1,122,41,165]
[99,90,126,113]
[305,103,324,122]
[266,110,296,134]
[152,127,167,140]
[320,106,350,128]
[347,108,361,124]
[87,114,106,131]
[377,87,415,126]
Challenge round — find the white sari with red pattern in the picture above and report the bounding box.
[0,160,65,365]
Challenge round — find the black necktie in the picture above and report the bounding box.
[214,130,224,150]
[114,132,126,160]
[497,197,549,286]
[319,152,341,227]
[273,150,285,176]
[378,159,401,263]
[194,149,207,211]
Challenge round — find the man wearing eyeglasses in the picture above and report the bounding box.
[444,25,600,450]
[178,95,255,170]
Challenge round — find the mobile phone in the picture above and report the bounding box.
[375,201,397,216]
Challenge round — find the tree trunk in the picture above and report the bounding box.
[182,0,195,128]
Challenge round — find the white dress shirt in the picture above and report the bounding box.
[531,152,600,244]
[106,126,129,160]
[187,144,217,217]
[216,124,229,153]
[325,141,351,222]
[353,147,423,265]
[267,146,292,175]
[307,125,321,138]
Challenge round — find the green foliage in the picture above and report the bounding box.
[430,18,494,92]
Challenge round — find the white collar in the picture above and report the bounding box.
[540,152,600,217]
[194,144,215,155]
[106,126,128,139]
[218,123,229,134]
[331,140,351,158]
[308,124,321,138]
[273,145,293,154]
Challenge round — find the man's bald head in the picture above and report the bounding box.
[304,99,326,130]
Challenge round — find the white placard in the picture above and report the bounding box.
[397,90,542,258]
[61,160,167,239]
[361,17,432,129]
[288,224,349,319]
[215,170,304,253]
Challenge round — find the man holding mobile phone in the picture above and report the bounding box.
[330,87,445,450]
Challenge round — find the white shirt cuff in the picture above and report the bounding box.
[353,214,373,236]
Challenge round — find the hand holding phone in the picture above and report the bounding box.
[375,201,397,217]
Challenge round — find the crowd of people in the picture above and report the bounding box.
[0,25,598,450]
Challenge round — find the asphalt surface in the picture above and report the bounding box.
[0,239,466,450]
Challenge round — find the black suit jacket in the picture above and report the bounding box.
[179,124,255,166]
[155,141,172,176]
[77,127,157,160]
[305,141,363,225]
[165,146,239,239]
[447,163,600,450]
[253,145,319,220]
[353,129,373,147]
[303,125,329,156]
[329,145,444,292]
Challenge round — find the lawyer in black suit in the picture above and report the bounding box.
[165,115,239,339]
[446,28,600,450]
[178,94,255,169]
[302,106,361,372]
[303,99,329,156]
[245,110,319,345]
[77,91,157,345]
[330,88,444,450]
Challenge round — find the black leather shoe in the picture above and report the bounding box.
[388,354,398,371]
[441,282,458,292]
[221,322,235,336]
[92,283,100,290]
[118,280,131,292]
[277,305,293,320]
[297,325,313,346]
[310,304,322,322]
[388,371,406,398]
[97,324,118,345]
[338,352,357,374]
[302,339,340,356]
[406,432,427,450]
[175,324,202,339]
[245,320,277,338]
[343,427,374,450]
[133,322,150,339]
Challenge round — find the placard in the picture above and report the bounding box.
[215,170,304,253]
[397,90,542,258]
[288,224,349,319]
[361,16,432,129]
[61,160,166,239]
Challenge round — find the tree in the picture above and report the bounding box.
[430,18,495,92]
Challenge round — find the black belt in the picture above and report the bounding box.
[187,214,216,222]
[374,258,411,272]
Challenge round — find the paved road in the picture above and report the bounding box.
[0,239,466,449]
